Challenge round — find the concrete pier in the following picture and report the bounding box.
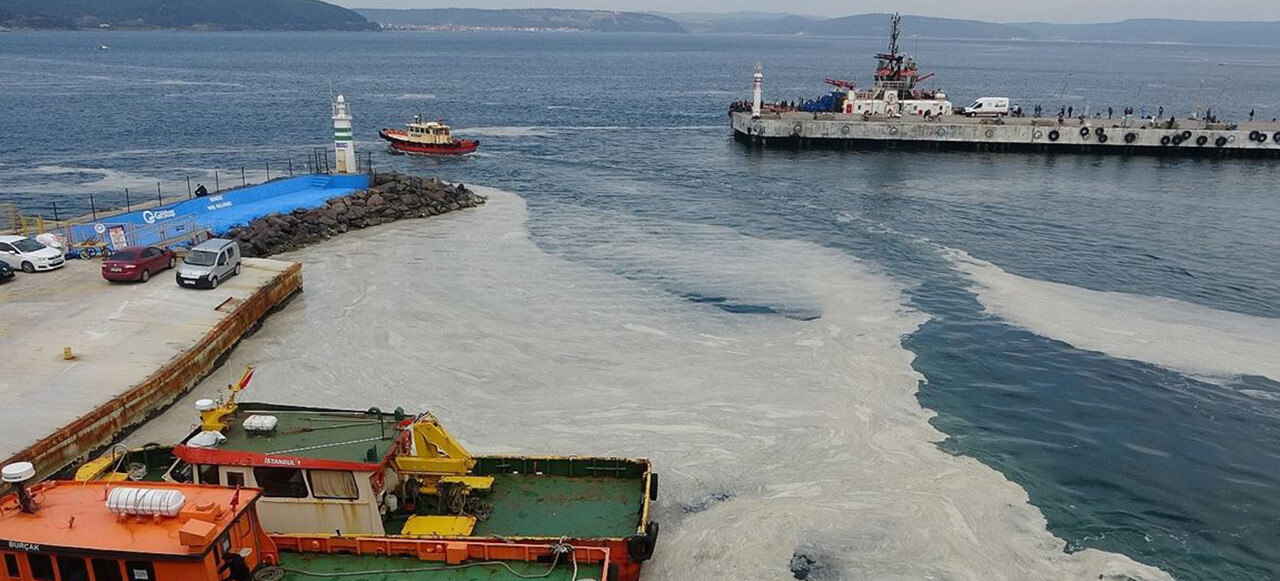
[731,111,1280,158]
[0,258,301,479]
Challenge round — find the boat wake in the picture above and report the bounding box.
[129,188,1172,581]
[948,248,1280,383]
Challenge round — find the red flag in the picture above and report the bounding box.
[229,485,241,512]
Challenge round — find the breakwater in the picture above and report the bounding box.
[224,172,486,257]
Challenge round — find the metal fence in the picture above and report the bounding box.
[17,151,377,226]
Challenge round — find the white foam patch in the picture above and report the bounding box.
[455,126,554,137]
[3,165,165,194]
[949,248,1280,383]
[130,189,1171,580]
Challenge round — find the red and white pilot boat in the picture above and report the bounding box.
[379,115,479,155]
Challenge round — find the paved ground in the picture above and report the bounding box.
[0,256,295,461]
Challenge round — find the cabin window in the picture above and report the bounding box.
[198,464,220,486]
[252,467,309,498]
[4,553,18,579]
[225,471,246,488]
[26,554,53,580]
[124,561,154,581]
[168,460,193,484]
[56,556,88,581]
[92,559,124,581]
[308,470,359,500]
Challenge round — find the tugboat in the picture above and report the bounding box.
[73,367,659,581]
[0,462,617,581]
[379,115,479,155]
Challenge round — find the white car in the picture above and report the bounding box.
[0,235,66,273]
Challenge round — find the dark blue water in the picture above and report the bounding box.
[4,31,1280,580]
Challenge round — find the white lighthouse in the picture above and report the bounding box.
[332,94,357,174]
[751,62,763,118]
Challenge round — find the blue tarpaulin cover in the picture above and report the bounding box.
[71,174,369,249]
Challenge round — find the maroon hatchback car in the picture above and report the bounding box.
[101,246,177,282]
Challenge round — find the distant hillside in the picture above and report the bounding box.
[665,12,1032,38]
[0,0,377,31]
[661,12,1280,45]
[357,8,686,33]
[1014,19,1280,46]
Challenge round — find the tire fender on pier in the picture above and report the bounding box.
[1161,135,1173,146]
[1196,135,1209,146]
[1124,132,1137,144]
[1216,136,1229,147]
[1273,132,1280,144]
[1048,130,1060,142]
[1079,127,1091,138]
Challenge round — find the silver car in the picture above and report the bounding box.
[176,239,241,289]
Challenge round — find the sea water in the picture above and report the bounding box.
[3,31,1280,580]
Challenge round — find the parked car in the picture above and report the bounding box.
[176,238,241,289]
[0,260,13,283]
[101,245,177,283]
[0,235,66,273]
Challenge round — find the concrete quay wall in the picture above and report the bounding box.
[731,112,1280,158]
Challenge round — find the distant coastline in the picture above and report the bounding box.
[355,8,687,33]
[4,4,1279,46]
[0,0,377,32]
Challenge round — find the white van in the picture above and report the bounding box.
[176,238,241,289]
[960,97,1009,117]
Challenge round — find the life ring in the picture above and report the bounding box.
[1228,134,1237,143]
[1273,131,1280,143]
[1033,130,1043,139]
[1215,136,1228,147]
[1124,132,1137,144]
[936,128,948,138]
[1249,130,1261,141]
[1098,134,1108,143]
[1196,135,1208,146]
[791,123,802,136]
[1180,130,1192,140]
[985,129,994,138]
[1160,135,1172,146]
[1047,130,1060,142]
[1079,127,1091,137]
[1094,127,1105,137]
[371,470,386,494]
[888,126,899,136]
[841,125,851,135]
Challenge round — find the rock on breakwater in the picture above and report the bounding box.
[225,173,485,257]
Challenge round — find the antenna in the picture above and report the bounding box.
[889,13,901,56]
[3,462,38,514]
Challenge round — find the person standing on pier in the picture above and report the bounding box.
[1250,109,1255,121]
[1068,106,1073,117]
[1108,106,1113,119]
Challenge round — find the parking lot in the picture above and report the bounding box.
[0,256,297,464]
